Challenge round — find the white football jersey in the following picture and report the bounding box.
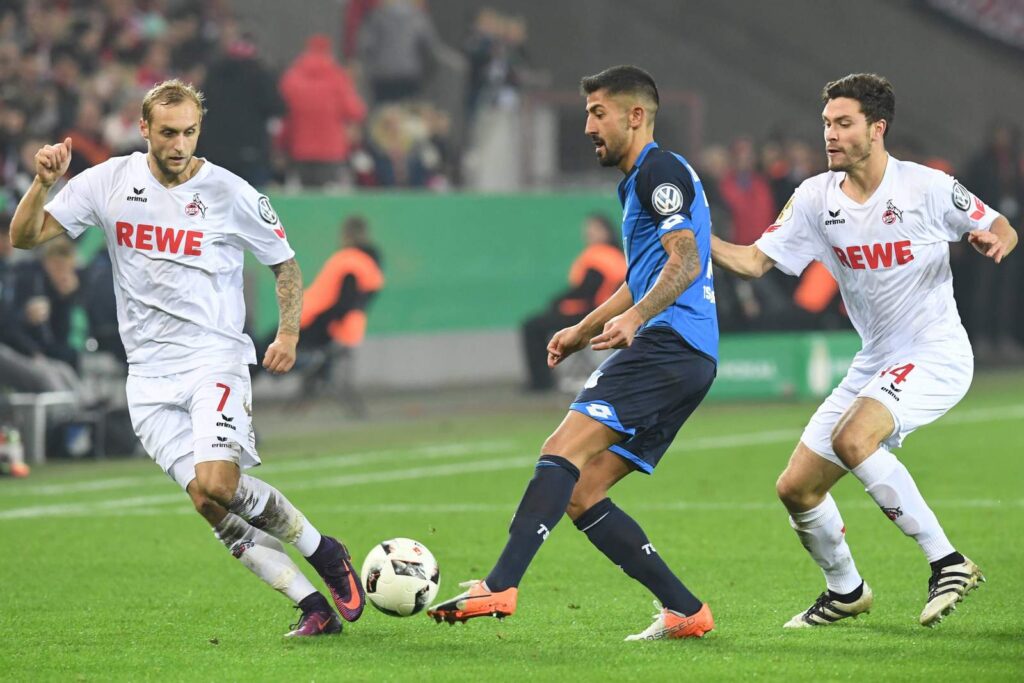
[755,155,999,363]
[46,152,294,376]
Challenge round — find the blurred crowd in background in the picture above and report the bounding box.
[1,0,1023,441]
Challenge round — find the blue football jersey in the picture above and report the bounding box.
[617,142,718,361]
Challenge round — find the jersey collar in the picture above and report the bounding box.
[618,142,660,201]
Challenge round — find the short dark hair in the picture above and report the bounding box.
[822,73,895,137]
[580,65,659,111]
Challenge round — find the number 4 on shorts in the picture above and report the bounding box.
[880,363,915,384]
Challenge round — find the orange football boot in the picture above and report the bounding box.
[625,602,714,641]
[427,580,518,624]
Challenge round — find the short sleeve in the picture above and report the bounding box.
[229,185,296,265]
[926,173,1000,241]
[754,186,822,277]
[635,152,697,235]
[43,169,102,238]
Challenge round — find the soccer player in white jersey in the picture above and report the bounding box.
[711,74,1017,628]
[9,80,365,637]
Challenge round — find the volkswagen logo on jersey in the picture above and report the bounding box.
[952,182,971,211]
[257,195,278,224]
[651,183,683,215]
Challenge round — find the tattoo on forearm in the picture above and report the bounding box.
[634,231,701,322]
[271,258,302,336]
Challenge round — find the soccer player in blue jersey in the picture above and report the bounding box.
[429,65,719,640]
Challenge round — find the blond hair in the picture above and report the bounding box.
[141,79,207,123]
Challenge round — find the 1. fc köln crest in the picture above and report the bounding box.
[185,193,208,218]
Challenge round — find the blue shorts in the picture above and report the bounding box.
[570,325,716,474]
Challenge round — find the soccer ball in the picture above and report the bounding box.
[359,538,440,617]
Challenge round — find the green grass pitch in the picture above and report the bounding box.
[2,372,1022,681]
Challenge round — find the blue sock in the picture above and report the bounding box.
[574,498,702,615]
[485,455,580,592]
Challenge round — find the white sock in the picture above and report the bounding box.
[214,513,318,603]
[852,448,955,562]
[227,475,322,556]
[789,494,863,595]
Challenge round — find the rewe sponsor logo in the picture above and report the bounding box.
[832,240,913,270]
[116,221,203,256]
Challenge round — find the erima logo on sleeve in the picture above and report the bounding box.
[652,183,683,215]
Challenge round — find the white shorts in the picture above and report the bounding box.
[801,342,973,469]
[126,364,260,490]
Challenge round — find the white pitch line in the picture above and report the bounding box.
[0,440,517,498]
[2,404,1021,520]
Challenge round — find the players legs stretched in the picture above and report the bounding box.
[776,442,872,628]
[427,411,617,623]
[192,456,365,625]
[831,398,983,626]
[186,479,340,637]
[780,395,982,628]
[567,451,713,640]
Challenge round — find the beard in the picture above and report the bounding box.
[828,138,872,172]
[153,152,193,179]
[595,137,625,168]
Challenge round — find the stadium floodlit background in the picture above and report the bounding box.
[1,1,1022,680]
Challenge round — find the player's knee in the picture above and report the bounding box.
[189,489,223,524]
[566,489,602,521]
[776,471,817,509]
[194,476,237,507]
[830,427,873,466]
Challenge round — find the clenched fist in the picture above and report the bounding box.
[35,137,73,187]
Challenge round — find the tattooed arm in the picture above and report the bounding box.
[262,258,303,374]
[591,230,701,350]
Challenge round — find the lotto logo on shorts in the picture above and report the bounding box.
[585,404,613,420]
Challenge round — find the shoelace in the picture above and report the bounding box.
[641,600,666,623]
[288,604,304,631]
[805,592,834,619]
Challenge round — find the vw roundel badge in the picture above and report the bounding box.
[258,195,278,224]
[652,183,683,215]
[952,182,971,212]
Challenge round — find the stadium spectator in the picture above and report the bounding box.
[199,26,282,187]
[0,221,80,394]
[520,214,625,391]
[357,0,440,103]
[357,104,447,188]
[961,120,1024,361]
[711,73,1017,629]
[62,97,112,178]
[10,235,81,371]
[295,215,384,415]
[719,137,776,246]
[279,34,366,188]
[718,136,795,330]
[464,8,530,124]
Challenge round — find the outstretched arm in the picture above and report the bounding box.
[591,229,701,351]
[263,258,303,374]
[967,216,1017,264]
[710,234,775,279]
[10,138,73,249]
